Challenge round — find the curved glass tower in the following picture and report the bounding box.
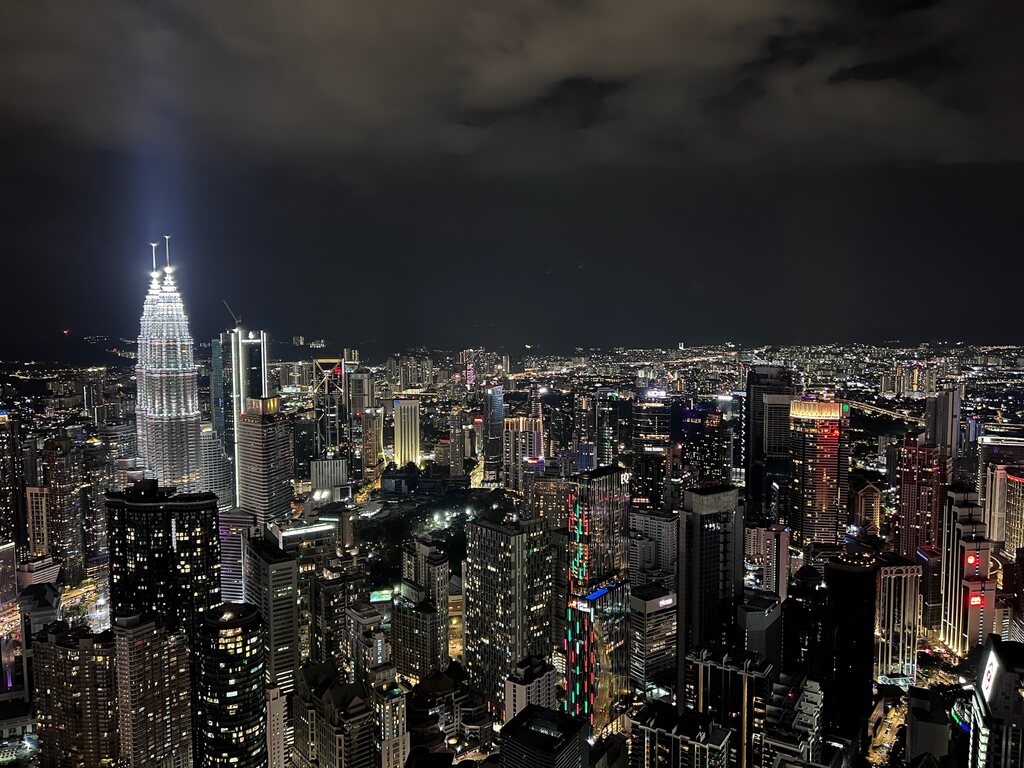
[135,246,202,491]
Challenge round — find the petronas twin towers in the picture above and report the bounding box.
[135,238,202,492]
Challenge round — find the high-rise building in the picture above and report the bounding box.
[785,398,849,545]
[874,554,922,685]
[393,399,420,468]
[683,647,774,768]
[313,359,348,461]
[677,486,743,692]
[969,635,1024,768]
[743,523,790,600]
[34,622,119,768]
[564,466,629,729]
[135,245,202,492]
[361,407,383,480]
[823,553,876,738]
[237,396,293,525]
[244,537,300,695]
[293,665,375,768]
[219,508,256,603]
[916,545,943,639]
[503,417,544,494]
[106,480,221,650]
[113,614,193,768]
[502,705,590,768]
[484,385,505,485]
[630,702,731,768]
[0,413,25,560]
[1002,468,1024,555]
[373,679,411,768]
[628,509,677,588]
[745,367,799,518]
[505,656,559,723]
[267,686,288,768]
[630,393,672,511]
[594,388,619,468]
[629,584,677,695]
[940,488,997,659]
[37,437,86,586]
[897,434,948,558]
[196,603,267,768]
[392,538,449,683]
[464,517,552,711]
[211,327,270,472]
[199,420,235,512]
[781,566,827,682]
[925,388,961,462]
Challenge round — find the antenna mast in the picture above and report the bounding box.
[150,242,159,271]
[164,235,172,268]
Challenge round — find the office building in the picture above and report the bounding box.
[1003,468,1024,554]
[897,434,948,558]
[135,247,202,492]
[874,554,922,685]
[484,385,505,485]
[630,393,672,511]
[629,509,678,588]
[33,622,119,768]
[505,656,559,723]
[502,705,590,768]
[211,327,270,478]
[199,420,235,511]
[916,545,943,638]
[237,396,293,525]
[940,488,997,659]
[565,466,629,729]
[393,399,421,468]
[503,417,544,493]
[745,367,799,518]
[464,517,551,711]
[677,486,743,693]
[969,635,1024,768]
[823,553,876,738]
[629,583,676,694]
[113,614,193,768]
[785,398,849,545]
[925,388,961,461]
[196,603,267,768]
[244,536,300,694]
[267,686,288,768]
[107,480,221,649]
[219,508,256,603]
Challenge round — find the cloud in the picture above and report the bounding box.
[0,0,1019,173]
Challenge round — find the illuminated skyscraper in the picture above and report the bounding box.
[630,393,671,511]
[393,399,420,468]
[502,417,544,494]
[196,603,267,768]
[464,517,552,711]
[135,240,202,492]
[874,554,921,686]
[897,434,948,558]
[940,488,997,659]
[236,397,293,525]
[484,385,505,485]
[564,466,629,729]
[785,398,849,546]
[113,614,193,768]
[39,438,85,586]
[0,413,24,559]
[211,327,270,455]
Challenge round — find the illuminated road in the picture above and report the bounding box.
[846,400,926,425]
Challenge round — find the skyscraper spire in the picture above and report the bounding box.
[135,237,202,491]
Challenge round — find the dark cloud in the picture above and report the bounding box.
[1,0,1020,172]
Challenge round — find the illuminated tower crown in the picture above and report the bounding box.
[135,237,202,491]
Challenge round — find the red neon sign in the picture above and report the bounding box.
[966,553,979,566]
[970,595,983,606]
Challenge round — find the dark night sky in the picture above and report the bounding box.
[1,1,1022,357]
